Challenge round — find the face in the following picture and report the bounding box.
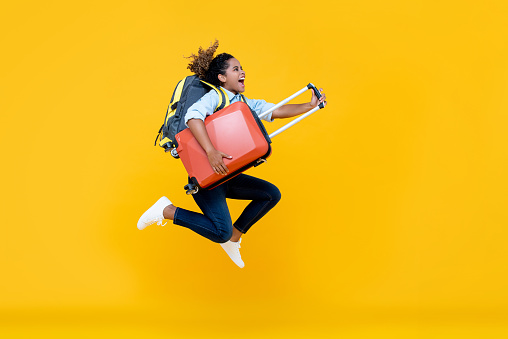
[218,58,246,94]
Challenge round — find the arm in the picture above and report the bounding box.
[187,118,232,176]
[271,88,327,119]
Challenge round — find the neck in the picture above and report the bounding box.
[221,84,238,95]
[225,89,238,95]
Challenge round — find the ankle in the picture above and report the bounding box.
[163,204,176,220]
[230,227,243,242]
[230,236,242,242]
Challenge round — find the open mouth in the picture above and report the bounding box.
[239,77,245,87]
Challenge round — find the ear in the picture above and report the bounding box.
[218,73,226,83]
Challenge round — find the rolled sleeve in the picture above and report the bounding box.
[245,98,275,122]
[184,90,219,126]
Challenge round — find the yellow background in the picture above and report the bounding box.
[1,0,508,337]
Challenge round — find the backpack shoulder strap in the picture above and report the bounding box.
[200,80,230,112]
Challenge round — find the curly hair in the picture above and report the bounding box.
[186,40,234,87]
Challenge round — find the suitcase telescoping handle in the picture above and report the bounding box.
[258,83,326,139]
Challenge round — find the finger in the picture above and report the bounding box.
[221,152,232,159]
[215,160,227,174]
[212,162,222,174]
[219,164,228,175]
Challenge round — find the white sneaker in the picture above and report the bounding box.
[137,196,172,230]
[220,239,245,268]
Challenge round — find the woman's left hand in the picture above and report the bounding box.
[311,88,327,108]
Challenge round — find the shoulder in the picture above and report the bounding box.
[185,89,218,122]
[200,88,220,101]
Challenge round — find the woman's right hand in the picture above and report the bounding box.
[207,149,232,175]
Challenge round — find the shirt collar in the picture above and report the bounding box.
[220,87,241,101]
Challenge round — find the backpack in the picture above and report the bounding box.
[154,75,240,157]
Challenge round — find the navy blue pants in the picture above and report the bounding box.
[173,174,281,243]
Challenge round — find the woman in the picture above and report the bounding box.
[138,41,326,268]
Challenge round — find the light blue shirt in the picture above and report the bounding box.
[185,87,275,126]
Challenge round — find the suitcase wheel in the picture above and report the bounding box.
[170,148,180,159]
[184,183,199,195]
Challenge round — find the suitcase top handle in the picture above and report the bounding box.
[307,83,326,109]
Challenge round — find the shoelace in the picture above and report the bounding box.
[156,218,167,227]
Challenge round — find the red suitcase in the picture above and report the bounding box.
[175,83,325,194]
[175,101,272,193]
